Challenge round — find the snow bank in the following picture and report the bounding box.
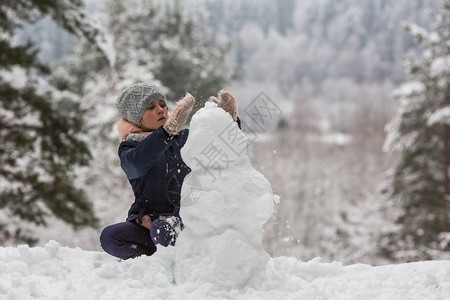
[1,241,450,299]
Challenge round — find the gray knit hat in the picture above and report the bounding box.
[115,83,167,126]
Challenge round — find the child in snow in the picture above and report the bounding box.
[100,83,238,260]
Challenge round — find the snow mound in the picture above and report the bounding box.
[174,102,274,288]
[1,241,450,299]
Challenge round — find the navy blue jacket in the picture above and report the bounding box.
[118,126,191,222]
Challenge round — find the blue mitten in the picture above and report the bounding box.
[150,216,183,247]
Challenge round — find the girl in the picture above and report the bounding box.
[100,83,237,260]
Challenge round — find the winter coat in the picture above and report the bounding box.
[118,126,191,223]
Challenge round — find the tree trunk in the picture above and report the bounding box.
[444,124,450,232]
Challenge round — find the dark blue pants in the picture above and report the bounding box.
[100,222,157,260]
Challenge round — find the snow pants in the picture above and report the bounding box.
[100,222,157,260]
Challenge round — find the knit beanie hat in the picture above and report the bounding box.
[115,83,167,126]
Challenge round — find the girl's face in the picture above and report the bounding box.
[140,100,168,131]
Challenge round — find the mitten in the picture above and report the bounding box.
[211,90,238,121]
[164,93,195,135]
[117,118,142,141]
[150,216,183,247]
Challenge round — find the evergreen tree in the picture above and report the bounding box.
[383,0,450,260]
[0,0,110,245]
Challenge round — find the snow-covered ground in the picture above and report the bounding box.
[2,103,450,299]
[1,241,450,299]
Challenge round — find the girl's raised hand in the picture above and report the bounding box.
[164,93,195,135]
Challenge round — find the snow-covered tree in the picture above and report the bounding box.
[196,0,438,98]
[0,0,115,245]
[382,0,450,260]
[58,0,233,101]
